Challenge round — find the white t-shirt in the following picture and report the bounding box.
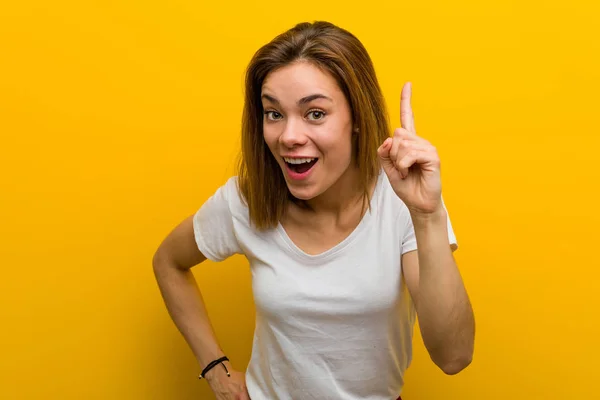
[193,170,457,400]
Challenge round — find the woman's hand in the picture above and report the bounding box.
[205,363,250,400]
[377,82,443,216]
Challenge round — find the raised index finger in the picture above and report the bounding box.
[400,82,416,133]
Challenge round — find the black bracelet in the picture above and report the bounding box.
[198,356,230,380]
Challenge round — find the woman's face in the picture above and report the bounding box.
[261,61,355,201]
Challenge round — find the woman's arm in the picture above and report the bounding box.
[402,207,475,375]
[152,216,249,398]
[378,82,474,375]
[153,215,224,368]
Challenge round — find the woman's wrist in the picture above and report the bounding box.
[410,204,446,228]
[204,359,233,382]
[198,352,233,380]
[198,348,226,369]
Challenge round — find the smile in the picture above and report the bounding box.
[283,157,318,180]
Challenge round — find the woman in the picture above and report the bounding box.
[153,21,475,400]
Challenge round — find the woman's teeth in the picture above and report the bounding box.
[283,157,316,164]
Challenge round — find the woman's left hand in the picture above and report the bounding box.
[377,82,443,215]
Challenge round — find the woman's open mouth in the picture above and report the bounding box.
[283,157,318,180]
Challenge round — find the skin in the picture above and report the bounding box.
[152,62,475,400]
[261,61,373,255]
[261,61,361,212]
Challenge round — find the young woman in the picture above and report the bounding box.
[153,21,475,400]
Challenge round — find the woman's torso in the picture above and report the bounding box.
[229,172,416,399]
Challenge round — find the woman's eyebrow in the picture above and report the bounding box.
[261,93,333,106]
[298,94,333,105]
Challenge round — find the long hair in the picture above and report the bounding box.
[237,21,391,230]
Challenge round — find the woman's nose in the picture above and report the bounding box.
[279,118,308,148]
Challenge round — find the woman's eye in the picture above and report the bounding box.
[265,111,283,121]
[307,110,326,121]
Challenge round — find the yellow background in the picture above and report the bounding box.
[1,1,599,399]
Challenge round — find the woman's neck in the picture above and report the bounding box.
[296,166,376,219]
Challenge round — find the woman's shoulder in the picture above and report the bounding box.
[217,175,251,220]
[214,175,243,204]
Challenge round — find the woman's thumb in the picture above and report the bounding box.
[378,138,392,160]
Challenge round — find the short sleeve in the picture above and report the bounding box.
[401,197,458,255]
[192,177,243,262]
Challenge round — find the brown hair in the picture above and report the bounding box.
[237,21,391,230]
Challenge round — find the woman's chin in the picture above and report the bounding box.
[287,188,316,201]
[285,182,321,201]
